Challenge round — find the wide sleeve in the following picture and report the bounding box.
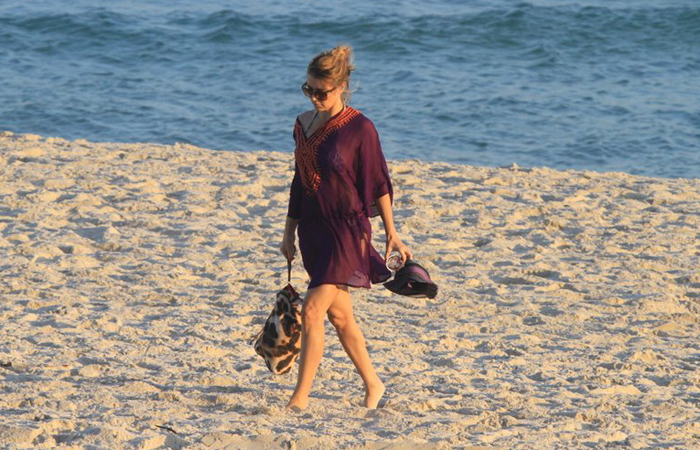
[355,119,393,218]
[287,122,302,220]
[287,162,302,220]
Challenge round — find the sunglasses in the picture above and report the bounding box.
[301,82,337,101]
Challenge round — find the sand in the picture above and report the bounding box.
[1,130,699,449]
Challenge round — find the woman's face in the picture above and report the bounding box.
[304,76,344,113]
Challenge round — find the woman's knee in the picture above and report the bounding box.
[327,311,348,331]
[301,285,337,327]
[327,287,354,332]
[301,303,325,328]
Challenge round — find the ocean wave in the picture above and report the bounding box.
[2,5,697,53]
[6,10,133,39]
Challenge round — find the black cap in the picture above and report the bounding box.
[383,260,438,299]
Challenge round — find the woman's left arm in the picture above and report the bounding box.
[375,193,413,263]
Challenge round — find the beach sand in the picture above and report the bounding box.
[1,131,699,449]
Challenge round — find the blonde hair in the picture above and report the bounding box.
[307,44,356,103]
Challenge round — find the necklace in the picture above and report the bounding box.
[304,111,319,137]
[304,105,346,137]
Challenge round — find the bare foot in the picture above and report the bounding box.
[286,396,308,411]
[363,380,385,409]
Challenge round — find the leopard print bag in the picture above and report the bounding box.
[250,261,303,375]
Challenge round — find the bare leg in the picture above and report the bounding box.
[286,284,340,410]
[327,287,385,408]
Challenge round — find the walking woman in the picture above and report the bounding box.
[280,45,412,410]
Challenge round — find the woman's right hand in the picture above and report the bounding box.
[280,233,296,262]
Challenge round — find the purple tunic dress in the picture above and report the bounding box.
[287,106,393,289]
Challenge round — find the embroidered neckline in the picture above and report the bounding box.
[294,106,361,195]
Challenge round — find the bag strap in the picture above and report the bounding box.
[287,259,292,283]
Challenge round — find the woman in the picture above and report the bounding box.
[281,44,412,410]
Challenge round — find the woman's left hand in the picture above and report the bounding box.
[385,234,413,266]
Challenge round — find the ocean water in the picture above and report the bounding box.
[1,0,699,178]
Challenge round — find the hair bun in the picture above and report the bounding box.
[333,45,354,68]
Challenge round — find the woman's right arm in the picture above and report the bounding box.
[281,216,298,262]
[282,161,302,262]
